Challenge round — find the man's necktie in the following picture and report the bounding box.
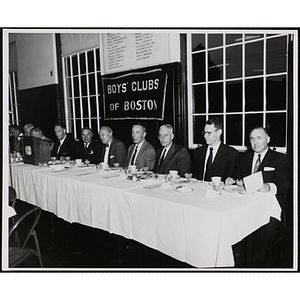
[253,154,261,173]
[130,145,138,165]
[158,148,167,172]
[84,143,88,154]
[204,147,213,181]
[102,145,108,162]
[56,143,61,155]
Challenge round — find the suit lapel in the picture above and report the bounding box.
[162,143,176,166]
[258,149,272,172]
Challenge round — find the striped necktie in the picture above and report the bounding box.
[253,154,261,173]
[158,148,167,172]
[130,145,138,165]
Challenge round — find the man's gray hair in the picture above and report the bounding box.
[159,124,174,134]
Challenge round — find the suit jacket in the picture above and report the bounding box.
[51,133,74,159]
[154,143,190,177]
[240,148,290,210]
[125,140,156,170]
[9,135,23,154]
[99,137,127,168]
[72,139,102,164]
[193,143,240,182]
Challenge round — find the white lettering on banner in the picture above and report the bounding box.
[109,103,120,111]
[124,99,158,111]
[107,83,127,94]
[131,79,159,92]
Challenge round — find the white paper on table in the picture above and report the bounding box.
[243,171,263,194]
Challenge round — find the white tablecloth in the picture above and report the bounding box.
[11,163,281,268]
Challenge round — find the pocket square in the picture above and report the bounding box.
[90,150,94,155]
[264,166,275,171]
[110,155,114,159]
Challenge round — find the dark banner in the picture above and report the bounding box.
[102,69,168,120]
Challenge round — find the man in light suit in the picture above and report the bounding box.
[99,126,127,167]
[228,127,290,266]
[192,118,240,182]
[125,123,155,170]
[72,127,101,164]
[51,123,74,159]
[154,124,190,176]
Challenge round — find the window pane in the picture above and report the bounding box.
[208,34,223,48]
[266,75,287,111]
[208,49,223,81]
[226,114,242,145]
[81,75,87,96]
[82,97,88,117]
[267,113,286,147]
[226,34,242,45]
[226,80,242,112]
[192,52,206,83]
[193,115,206,145]
[90,96,97,117]
[193,84,206,113]
[245,34,263,41]
[87,50,95,73]
[90,119,99,136]
[245,113,263,145]
[266,36,287,74]
[73,77,79,97]
[79,53,86,74]
[75,99,81,118]
[72,55,78,76]
[208,82,223,113]
[192,34,205,51]
[226,45,242,79]
[245,40,263,76]
[245,78,263,111]
[97,72,101,93]
[96,48,100,71]
[76,120,82,138]
[89,74,96,95]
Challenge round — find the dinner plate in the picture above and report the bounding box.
[175,186,194,193]
[175,178,197,184]
[223,185,245,194]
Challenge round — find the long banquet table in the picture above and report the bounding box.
[10,163,281,268]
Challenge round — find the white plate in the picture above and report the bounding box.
[175,186,194,193]
[175,178,198,184]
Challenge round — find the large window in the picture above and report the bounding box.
[8,71,20,125]
[62,48,101,139]
[187,31,293,153]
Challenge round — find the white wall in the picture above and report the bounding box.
[13,33,58,90]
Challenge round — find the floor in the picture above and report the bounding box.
[9,200,294,270]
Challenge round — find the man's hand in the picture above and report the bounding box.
[225,177,235,186]
[258,183,271,192]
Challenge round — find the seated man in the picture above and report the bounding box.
[227,126,290,266]
[72,127,101,164]
[51,123,74,159]
[23,123,34,136]
[99,126,127,168]
[9,124,23,154]
[153,124,190,176]
[192,118,240,182]
[125,123,155,170]
[30,127,54,150]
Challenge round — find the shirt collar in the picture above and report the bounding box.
[254,148,269,161]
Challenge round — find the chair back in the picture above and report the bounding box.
[9,186,17,208]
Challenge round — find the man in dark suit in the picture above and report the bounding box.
[233,127,290,265]
[9,124,23,154]
[125,123,156,170]
[99,126,127,167]
[72,127,101,164]
[154,124,190,176]
[51,123,74,159]
[192,118,240,182]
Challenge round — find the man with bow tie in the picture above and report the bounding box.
[73,127,101,164]
[99,126,127,168]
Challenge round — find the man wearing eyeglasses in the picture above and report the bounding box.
[192,117,240,182]
[154,124,190,176]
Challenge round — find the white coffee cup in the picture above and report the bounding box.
[75,159,82,165]
[211,176,222,186]
[169,170,178,181]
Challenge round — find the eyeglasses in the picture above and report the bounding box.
[202,129,218,136]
